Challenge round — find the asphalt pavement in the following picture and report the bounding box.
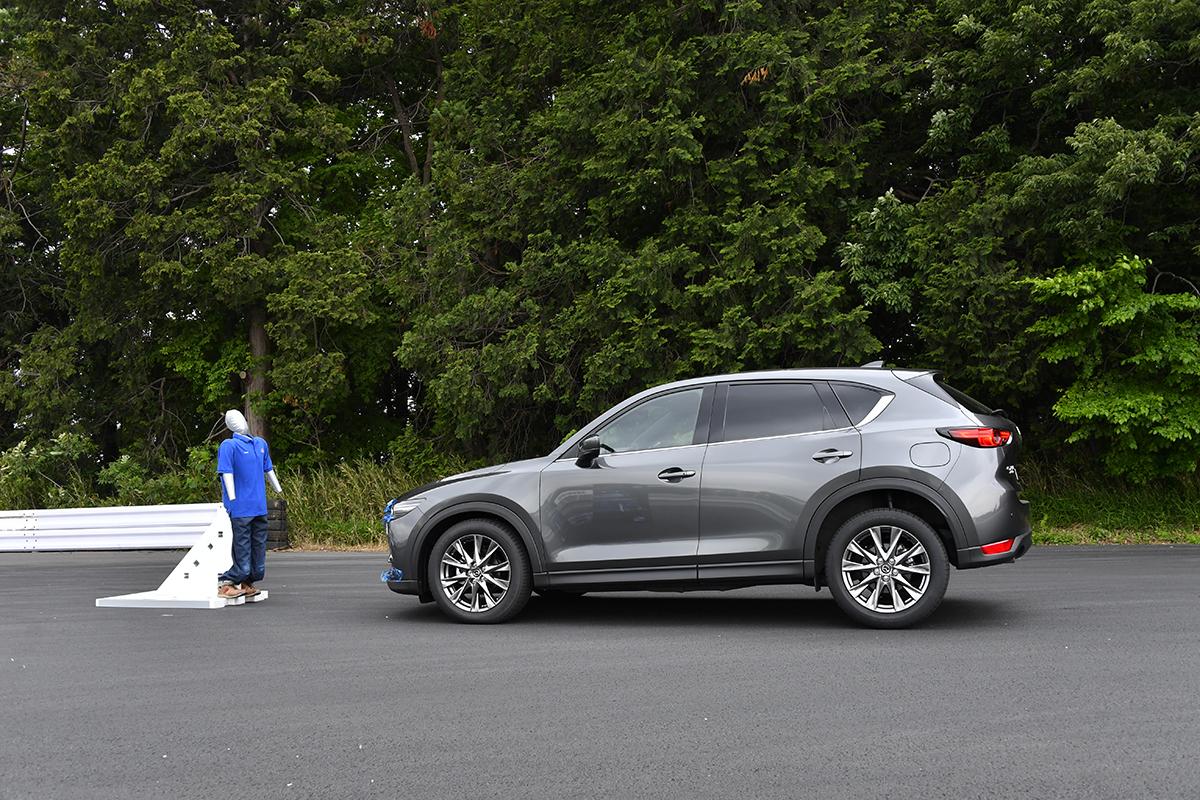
[2,546,1198,800]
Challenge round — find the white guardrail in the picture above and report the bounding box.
[0,502,225,552]
[0,503,261,609]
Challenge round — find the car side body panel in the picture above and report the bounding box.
[387,471,547,595]
[385,367,1032,604]
[800,472,972,562]
[539,444,706,573]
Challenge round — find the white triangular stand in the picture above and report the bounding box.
[97,506,247,609]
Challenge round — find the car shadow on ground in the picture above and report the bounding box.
[387,593,1014,631]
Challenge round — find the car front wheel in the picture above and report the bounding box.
[427,518,531,624]
[825,509,949,629]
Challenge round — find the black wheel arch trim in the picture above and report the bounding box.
[410,496,546,591]
[801,471,974,563]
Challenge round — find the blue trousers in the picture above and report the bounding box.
[219,515,268,584]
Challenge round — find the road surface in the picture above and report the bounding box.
[1,547,1198,799]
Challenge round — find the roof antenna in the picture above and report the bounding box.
[861,360,885,368]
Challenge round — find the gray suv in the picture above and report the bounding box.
[382,367,1031,628]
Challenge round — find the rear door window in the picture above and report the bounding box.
[721,382,828,441]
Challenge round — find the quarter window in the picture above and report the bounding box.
[598,388,704,453]
[832,383,886,425]
[723,383,827,441]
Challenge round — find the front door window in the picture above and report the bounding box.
[598,388,704,453]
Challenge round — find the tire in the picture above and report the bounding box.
[824,508,949,629]
[427,518,531,624]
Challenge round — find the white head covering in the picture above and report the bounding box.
[224,409,249,435]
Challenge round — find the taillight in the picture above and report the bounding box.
[980,538,1015,555]
[937,427,1012,447]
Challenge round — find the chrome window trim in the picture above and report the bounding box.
[707,426,855,447]
[553,442,707,461]
[855,393,895,428]
[599,442,707,457]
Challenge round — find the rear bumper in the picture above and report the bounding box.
[956,530,1032,570]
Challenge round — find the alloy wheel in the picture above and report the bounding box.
[840,525,931,614]
[439,533,511,613]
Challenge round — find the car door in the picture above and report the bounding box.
[697,380,860,580]
[539,385,712,586]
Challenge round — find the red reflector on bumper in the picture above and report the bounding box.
[980,538,1015,555]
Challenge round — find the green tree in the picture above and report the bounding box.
[840,0,1200,434]
[396,0,913,457]
[1,9,69,450]
[1028,256,1200,479]
[3,1,440,465]
[2,0,1198,483]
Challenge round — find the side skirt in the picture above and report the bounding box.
[547,560,814,592]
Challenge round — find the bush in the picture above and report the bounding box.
[387,428,472,483]
[283,459,421,549]
[97,445,219,506]
[1022,460,1200,544]
[1027,256,1200,480]
[0,433,98,509]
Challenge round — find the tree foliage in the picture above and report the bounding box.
[1028,256,1200,479]
[2,0,1199,482]
[3,0,440,464]
[397,0,893,454]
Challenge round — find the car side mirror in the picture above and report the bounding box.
[575,434,602,468]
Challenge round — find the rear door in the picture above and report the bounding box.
[697,380,860,580]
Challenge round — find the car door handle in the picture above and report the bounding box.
[657,467,697,482]
[812,449,853,463]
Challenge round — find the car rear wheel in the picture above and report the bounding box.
[428,518,531,624]
[825,509,949,629]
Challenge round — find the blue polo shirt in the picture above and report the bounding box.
[216,433,274,518]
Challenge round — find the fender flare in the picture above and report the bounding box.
[410,496,546,589]
[801,474,973,563]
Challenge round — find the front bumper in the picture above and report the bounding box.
[380,565,420,595]
[956,530,1033,570]
[386,579,421,595]
[382,502,426,595]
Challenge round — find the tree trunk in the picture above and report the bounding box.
[245,303,269,438]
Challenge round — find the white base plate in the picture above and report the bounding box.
[96,591,228,609]
[96,589,267,609]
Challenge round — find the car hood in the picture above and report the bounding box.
[392,456,547,502]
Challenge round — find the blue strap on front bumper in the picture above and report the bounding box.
[382,498,398,525]
[380,567,404,583]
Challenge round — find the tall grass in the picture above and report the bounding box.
[1022,461,1200,544]
[4,436,1198,548]
[278,456,1200,550]
[283,459,424,549]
